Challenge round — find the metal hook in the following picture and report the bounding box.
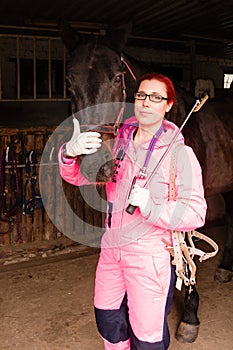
[5,146,10,162]
[49,147,55,162]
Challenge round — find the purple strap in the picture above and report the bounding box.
[114,122,164,180]
[142,125,164,170]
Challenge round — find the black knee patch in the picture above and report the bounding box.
[94,294,129,343]
[129,325,165,350]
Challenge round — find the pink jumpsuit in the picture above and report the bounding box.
[59,117,207,349]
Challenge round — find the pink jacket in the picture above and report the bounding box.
[59,117,207,252]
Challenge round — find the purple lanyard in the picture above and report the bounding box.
[138,124,164,178]
[114,122,138,157]
[113,122,164,182]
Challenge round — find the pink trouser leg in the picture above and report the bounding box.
[104,339,130,349]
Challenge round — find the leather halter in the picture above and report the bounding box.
[112,56,137,134]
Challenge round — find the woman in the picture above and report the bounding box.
[59,72,207,349]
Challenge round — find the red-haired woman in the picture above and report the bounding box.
[59,72,207,349]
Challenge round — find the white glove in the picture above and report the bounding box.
[65,118,102,157]
[128,184,152,217]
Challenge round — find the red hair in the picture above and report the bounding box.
[136,72,176,105]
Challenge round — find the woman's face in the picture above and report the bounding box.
[134,79,173,132]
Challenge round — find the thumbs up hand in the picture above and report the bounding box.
[65,118,102,157]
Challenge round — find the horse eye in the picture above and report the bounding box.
[114,75,122,84]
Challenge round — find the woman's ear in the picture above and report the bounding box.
[166,102,173,113]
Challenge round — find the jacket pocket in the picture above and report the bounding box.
[151,255,170,294]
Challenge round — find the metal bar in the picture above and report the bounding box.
[0,98,70,102]
[0,22,232,45]
[25,20,107,30]
[0,24,58,33]
[0,32,186,45]
[63,46,67,99]
[0,53,2,99]
[16,37,20,99]
[0,33,68,101]
[0,33,61,40]
[33,38,36,99]
[4,162,58,169]
[48,39,52,99]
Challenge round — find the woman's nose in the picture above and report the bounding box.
[142,95,150,106]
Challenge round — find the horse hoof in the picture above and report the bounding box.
[214,268,233,283]
[175,321,199,343]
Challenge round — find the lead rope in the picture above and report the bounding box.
[164,144,218,290]
[121,56,137,81]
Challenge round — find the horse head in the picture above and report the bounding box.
[58,20,132,182]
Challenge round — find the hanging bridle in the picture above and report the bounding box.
[22,150,43,217]
[163,143,219,290]
[0,146,22,242]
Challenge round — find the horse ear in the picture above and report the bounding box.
[104,23,132,54]
[57,18,79,53]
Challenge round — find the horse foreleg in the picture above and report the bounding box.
[175,284,200,343]
[215,190,233,283]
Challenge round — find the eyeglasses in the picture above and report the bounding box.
[134,91,169,103]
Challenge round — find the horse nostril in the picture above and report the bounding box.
[103,153,112,163]
[102,160,114,177]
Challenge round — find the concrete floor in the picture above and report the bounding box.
[0,225,232,350]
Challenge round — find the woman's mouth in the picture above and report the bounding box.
[138,108,152,116]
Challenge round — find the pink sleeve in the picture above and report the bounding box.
[146,146,207,231]
[58,144,90,186]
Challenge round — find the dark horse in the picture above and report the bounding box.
[58,21,233,343]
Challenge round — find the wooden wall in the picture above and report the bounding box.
[0,126,106,247]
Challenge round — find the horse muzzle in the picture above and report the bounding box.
[79,139,115,183]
